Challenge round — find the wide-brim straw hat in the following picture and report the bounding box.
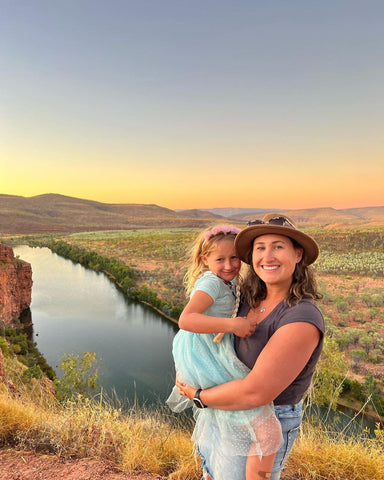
[235,213,319,265]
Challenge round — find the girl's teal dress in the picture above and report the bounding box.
[166,271,281,479]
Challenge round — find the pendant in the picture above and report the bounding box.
[260,306,266,313]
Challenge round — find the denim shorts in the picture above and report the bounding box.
[197,401,303,480]
[270,401,303,480]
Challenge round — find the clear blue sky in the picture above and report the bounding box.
[1,0,383,209]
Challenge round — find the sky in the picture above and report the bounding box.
[1,0,383,210]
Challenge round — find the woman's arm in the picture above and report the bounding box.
[179,290,256,338]
[177,321,321,409]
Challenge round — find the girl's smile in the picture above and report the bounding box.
[201,238,241,283]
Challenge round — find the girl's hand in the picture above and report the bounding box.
[176,378,198,400]
[232,316,257,338]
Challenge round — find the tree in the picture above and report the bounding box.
[309,337,348,409]
[56,351,101,401]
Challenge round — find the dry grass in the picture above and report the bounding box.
[283,421,384,480]
[1,382,383,479]
[0,386,200,478]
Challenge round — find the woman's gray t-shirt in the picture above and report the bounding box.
[234,298,325,405]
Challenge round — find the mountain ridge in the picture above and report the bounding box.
[0,193,215,234]
[0,194,383,234]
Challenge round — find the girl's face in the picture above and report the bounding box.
[252,234,303,289]
[201,238,241,282]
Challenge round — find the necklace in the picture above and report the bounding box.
[259,298,284,313]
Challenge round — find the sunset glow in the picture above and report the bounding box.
[1,1,383,210]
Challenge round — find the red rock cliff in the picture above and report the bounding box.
[0,244,33,326]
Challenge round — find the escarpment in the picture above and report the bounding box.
[0,244,33,326]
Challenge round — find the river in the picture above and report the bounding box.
[14,245,178,406]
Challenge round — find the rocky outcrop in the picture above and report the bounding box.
[0,244,33,326]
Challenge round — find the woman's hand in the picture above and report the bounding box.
[176,378,198,400]
[231,316,257,338]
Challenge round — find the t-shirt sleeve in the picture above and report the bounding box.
[278,300,325,335]
[192,274,221,303]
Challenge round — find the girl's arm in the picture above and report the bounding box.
[177,321,321,408]
[179,290,256,338]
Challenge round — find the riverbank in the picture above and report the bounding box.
[337,395,384,425]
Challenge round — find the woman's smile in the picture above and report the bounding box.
[252,234,303,287]
[262,265,279,271]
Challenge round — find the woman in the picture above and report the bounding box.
[177,214,325,480]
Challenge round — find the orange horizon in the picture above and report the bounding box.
[0,190,382,212]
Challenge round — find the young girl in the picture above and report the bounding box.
[166,225,282,480]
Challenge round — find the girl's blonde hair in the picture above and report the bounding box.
[184,224,241,296]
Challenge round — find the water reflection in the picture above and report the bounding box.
[14,245,178,406]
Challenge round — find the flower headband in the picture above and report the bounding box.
[203,225,241,242]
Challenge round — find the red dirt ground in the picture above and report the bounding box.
[0,449,167,480]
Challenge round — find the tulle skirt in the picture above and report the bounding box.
[166,330,282,478]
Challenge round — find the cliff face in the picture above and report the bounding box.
[0,244,33,326]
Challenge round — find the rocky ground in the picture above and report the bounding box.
[0,449,166,480]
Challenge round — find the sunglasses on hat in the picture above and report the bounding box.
[246,216,296,229]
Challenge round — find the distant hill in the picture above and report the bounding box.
[0,194,383,234]
[225,206,384,229]
[175,209,225,219]
[199,207,277,217]
[0,194,214,234]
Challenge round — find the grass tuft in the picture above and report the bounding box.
[283,421,384,480]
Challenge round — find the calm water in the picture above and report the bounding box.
[14,245,178,406]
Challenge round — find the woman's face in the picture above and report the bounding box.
[251,234,303,289]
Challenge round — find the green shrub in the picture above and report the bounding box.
[368,307,381,319]
[335,300,349,313]
[56,351,101,401]
[22,364,44,379]
[0,337,9,356]
[342,378,365,402]
[350,349,368,363]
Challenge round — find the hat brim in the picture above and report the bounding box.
[235,225,319,265]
